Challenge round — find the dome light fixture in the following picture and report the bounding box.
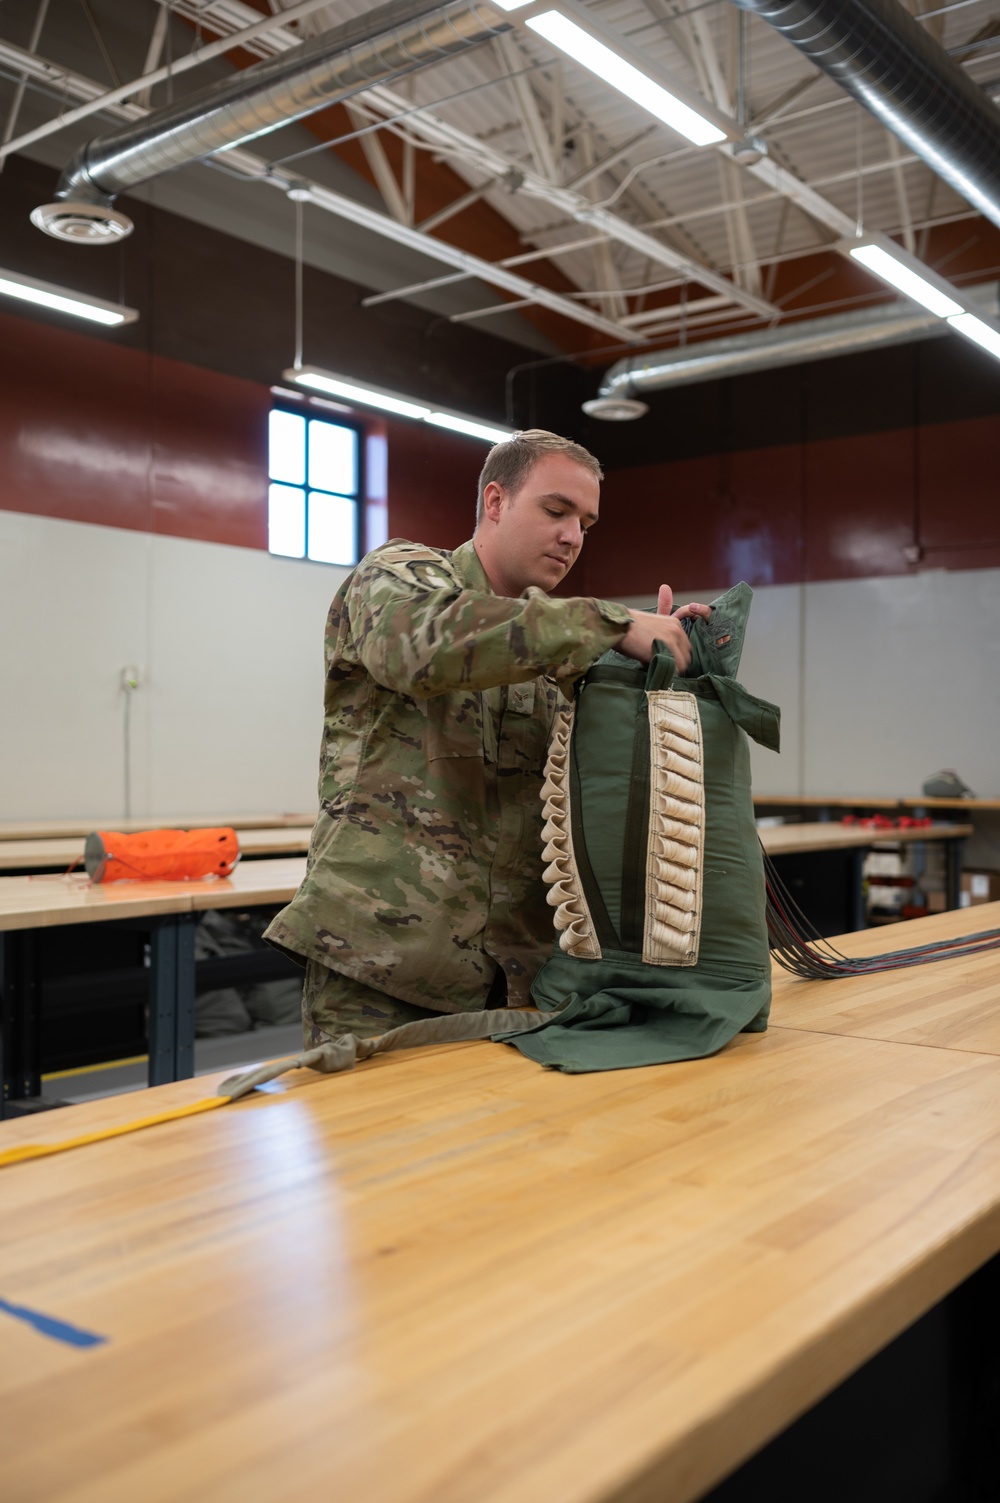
[582,395,649,421]
[30,201,134,245]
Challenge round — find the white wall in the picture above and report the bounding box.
[0,511,346,821]
[2,509,998,821]
[633,568,1000,801]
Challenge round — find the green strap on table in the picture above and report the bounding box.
[0,1008,560,1168]
[216,1006,559,1099]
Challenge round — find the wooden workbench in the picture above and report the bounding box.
[0,812,315,841]
[0,828,311,873]
[0,822,970,893]
[762,820,971,933]
[771,899,1000,1057]
[2,908,1000,1503]
[0,860,308,1104]
[755,794,1000,812]
[0,857,308,934]
[0,818,974,1107]
[760,819,972,856]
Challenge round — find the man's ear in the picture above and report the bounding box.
[482,481,506,523]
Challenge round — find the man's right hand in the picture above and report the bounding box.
[617,583,695,669]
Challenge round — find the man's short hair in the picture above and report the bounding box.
[475,429,603,524]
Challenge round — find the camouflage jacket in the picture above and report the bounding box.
[264,538,632,1011]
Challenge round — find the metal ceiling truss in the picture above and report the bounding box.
[2,0,997,348]
[145,0,785,320]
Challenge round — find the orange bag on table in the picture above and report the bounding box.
[83,828,240,883]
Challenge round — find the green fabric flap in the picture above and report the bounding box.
[508,951,770,1072]
[607,647,780,754]
[702,676,781,752]
[687,581,754,679]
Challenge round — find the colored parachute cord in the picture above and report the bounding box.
[0,1095,229,1169]
[762,844,1000,978]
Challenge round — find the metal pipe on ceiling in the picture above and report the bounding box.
[731,0,1000,233]
[593,303,945,405]
[32,0,510,242]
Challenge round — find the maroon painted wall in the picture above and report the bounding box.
[382,420,483,550]
[583,415,1000,596]
[2,306,997,589]
[0,308,482,550]
[0,309,268,548]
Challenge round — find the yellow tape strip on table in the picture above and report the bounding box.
[0,1095,228,1168]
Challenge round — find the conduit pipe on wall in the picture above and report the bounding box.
[33,0,510,241]
[731,0,1000,233]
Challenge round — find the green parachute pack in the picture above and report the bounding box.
[504,581,781,1073]
[217,577,1000,1101]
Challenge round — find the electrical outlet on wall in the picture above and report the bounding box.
[121,665,143,691]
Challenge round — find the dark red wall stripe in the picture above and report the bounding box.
[1,307,997,588]
[0,308,484,553]
[585,415,1000,596]
[0,309,270,550]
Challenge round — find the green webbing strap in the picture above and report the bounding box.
[568,711,622,952]
[619,691,651,954]
[216,1006,564,1100]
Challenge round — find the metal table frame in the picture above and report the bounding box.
[0,913,197,1117]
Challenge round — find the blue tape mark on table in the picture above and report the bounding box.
[0,1294,108,1348]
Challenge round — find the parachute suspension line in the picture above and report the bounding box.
[761,844,1000,979]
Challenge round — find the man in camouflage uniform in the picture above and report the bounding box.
[265,430,701,1044]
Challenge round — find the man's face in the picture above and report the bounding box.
[485,453,600,595]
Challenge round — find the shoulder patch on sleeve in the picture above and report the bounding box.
[362,539,460,593]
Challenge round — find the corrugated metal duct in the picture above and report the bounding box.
[732,0,1000,232]
[35,0,508,240]
[595,304,944,402]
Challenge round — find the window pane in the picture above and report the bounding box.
[268,483,306,557]
[308,420,357,496]
[307,491,357,566]
[269,410,306,484]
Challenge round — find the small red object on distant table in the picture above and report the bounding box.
[840,815,932,831]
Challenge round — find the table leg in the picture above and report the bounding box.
[944,838,964,911]
[850,848,868,932]
[148,915,196,1087]
[0,930,42,1114]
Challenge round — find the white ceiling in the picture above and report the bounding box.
[2,0,999,351]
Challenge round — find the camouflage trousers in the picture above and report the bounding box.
[301,959,508,1048]
[303,960,447,1048]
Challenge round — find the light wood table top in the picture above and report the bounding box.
[0,813,315,841]
[3,1014,1000,1503]
[760,820,972,855]
[770,900,1000,1058]
[0,857,307,932]
[0,822,972,931]
[0,827,311,872]
[755,795,1000,812]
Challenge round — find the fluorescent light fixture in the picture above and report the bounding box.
[525,11,726,146]
[284,366,510,444]
[490,0,532,9]
[848,243,963,318]
[288,366,431,421]
[0,266,137,326]
[426,411,511,443]
[947,312,1000,362]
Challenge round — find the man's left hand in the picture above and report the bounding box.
[655,584,712,623]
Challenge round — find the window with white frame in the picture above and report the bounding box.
[268,408,361,566]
